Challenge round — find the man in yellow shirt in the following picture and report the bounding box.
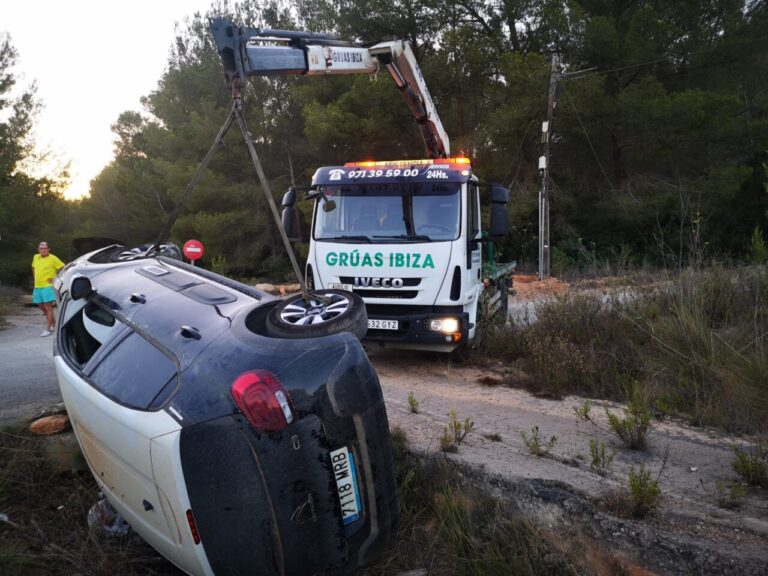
[31,241,65,337]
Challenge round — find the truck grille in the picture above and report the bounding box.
[338,276,421,300]
[353,289,418,299]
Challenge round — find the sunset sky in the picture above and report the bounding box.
[2,1,214,199]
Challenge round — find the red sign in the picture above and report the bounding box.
[183,239,205,261]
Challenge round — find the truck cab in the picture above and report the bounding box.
[293,157,509,352]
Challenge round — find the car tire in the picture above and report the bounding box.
[266,289,368,339]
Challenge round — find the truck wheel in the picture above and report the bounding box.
[266,289,368,339]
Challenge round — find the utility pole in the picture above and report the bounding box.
[538,53,559,280]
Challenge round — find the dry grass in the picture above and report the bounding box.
[0,427,181,576]
[480,266,768,435]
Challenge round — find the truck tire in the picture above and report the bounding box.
[266,289,368,339]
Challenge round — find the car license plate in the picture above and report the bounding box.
[368,319,398,330]
[328,283,353,291]
[330,447,361,526]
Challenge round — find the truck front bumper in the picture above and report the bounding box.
[363,309,470,350]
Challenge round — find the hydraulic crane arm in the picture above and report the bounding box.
[210,18,449,159]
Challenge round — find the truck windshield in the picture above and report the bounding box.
[313,182,461,242]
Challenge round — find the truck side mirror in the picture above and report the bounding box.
[71,276,93,300]
[282,189,297,208]
[489,184,509,238]
[281,189,300,242]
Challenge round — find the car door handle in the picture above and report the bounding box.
[180,326,201,340]
[129,293,147,304]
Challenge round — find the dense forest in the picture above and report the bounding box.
[1,0,767,286]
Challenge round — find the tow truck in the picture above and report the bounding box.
[209,19,513,354]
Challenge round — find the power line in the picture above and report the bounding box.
[560,34,768,80]
[561,85,613,190]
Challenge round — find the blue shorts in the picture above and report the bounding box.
[33,287,56,304]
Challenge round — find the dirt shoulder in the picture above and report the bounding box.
[0,305,62,424]
[367,348,768,576]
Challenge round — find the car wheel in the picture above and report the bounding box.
[266,289,368,339]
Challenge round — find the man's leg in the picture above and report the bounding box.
[42,302,55,331]
[37,303,47,323]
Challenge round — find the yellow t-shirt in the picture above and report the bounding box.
[32,253,65,288]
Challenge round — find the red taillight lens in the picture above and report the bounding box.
[231,370,294,433]
[186,509,201,545]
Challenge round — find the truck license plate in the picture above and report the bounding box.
[368,319,398,330]
[330,447,361,526]
[328,283,353,291]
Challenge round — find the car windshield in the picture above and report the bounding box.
[313,182,461,242]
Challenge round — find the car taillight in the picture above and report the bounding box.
[231,370,294,433]
[186,509,201,545]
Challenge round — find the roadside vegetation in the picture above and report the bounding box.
[366,427,578,576]
[1,424,597,576]
[482,266,768,435]
[0,427,180,576]
[0,284,22,329]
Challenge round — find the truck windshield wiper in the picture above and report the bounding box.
[323,235,372,243]
[375,234,432,242]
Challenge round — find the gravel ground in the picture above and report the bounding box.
[367,346,768,576]
[0,305,62,424]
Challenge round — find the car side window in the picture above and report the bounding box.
[89,332,178,410]
[61,301,124,366]
[60,298,179,411]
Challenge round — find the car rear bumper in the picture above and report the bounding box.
[179,340,398,576]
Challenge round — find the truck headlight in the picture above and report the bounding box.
[429,318,459,333]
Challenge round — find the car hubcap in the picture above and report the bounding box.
[280,293,350,326]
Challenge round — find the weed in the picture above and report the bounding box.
[407,391,420,414]
[440,410,473,453]
[627,465,662,518]
[588,439,616,477]
[605,383,653,450]
[440,428,459,453]
[731,443,768,488]
[520,426,557,457]
[715,481,746,509]
[448,410,473,443]
[573,399,591,422]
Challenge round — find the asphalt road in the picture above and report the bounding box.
[0,305,63,424]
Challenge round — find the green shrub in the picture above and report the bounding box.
[440,410,473,453]
[407,392,420,414]
[520,426,557,457]
[715,481,745,509]
[605,383,653,450]
[627,465,661,518]
[731,443,768,488]
[589,439,616,477]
